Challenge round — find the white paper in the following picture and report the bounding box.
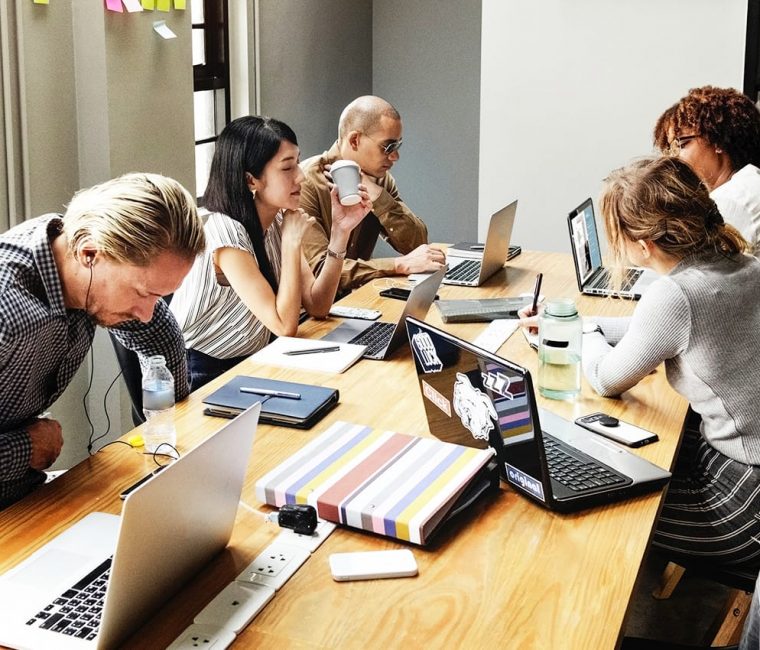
[249,336,366,374]
[123,0,143,11]
[153,20,177,39]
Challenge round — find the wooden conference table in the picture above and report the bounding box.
[0,251,688,649]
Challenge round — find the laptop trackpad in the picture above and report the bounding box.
[5,548,94,592]
[321,319,372,343]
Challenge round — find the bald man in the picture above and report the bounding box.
[299,96,445,293]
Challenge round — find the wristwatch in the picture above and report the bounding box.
[326,248,347,260]
[582,321,604,336]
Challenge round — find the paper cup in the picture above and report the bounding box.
[330,160,361,206]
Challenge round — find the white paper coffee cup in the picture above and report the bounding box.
[330,160,361,206]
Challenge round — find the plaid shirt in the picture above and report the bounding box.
[0,215,189,509]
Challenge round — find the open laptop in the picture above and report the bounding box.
[567,198,657,299]
[321,268,444,360]
[0,403,261,649]
[405,317,670,512]
[443,200,518,286]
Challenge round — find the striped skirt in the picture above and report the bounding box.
[653,429,760,569]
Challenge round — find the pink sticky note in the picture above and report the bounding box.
[105,0,124,12]
[156,0,170,11]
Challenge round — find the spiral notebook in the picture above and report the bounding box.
[255,421,497,545]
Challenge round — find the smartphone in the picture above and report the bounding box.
[379,287,439,301]
[574,412,659,448]
[329,549,418,581]
[119,466,166,499]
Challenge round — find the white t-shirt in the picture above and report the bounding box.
[711,163,760,255]
[170,211,283,358]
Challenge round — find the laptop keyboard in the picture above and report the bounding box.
[26,557,111,640]
[348,321,395,356]
[444,259,481,283]
[588,267,642,292]
[543,434,627,492]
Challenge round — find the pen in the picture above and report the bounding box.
[530,273,543,315]
[283,346,341,356]
[240,387,302,400]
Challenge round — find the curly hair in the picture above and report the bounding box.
[653,86,760,171]
[601,157,748,272]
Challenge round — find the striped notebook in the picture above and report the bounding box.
[255,421,496,545]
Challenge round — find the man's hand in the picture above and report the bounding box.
[394,244,446,275]
[27,418,63,470]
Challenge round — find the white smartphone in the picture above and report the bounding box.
[574,412,659,448]
[329,549,418,581]
[328,306,382,321]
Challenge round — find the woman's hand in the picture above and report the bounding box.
[518,303,543,334]
[329,185,372,235]
[280,208,316,246]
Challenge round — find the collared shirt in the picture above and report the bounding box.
[0,215,189,509]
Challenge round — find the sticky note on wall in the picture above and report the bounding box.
[141,0,155,9]
[156,0,170,11]
[105,0,123,11]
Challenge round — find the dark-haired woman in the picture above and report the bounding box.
[583,156,760,568]
[171,116,370,390]
[654,85,760,253]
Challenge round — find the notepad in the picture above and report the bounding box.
[255,421,497,545]
[249,336,366,373]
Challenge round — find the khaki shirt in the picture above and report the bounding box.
[299,142,428,292]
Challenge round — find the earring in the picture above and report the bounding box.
[251,189,257,199]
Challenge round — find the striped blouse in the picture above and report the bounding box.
[170,211,283,358]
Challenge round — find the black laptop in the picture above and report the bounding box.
[405,317,670,512]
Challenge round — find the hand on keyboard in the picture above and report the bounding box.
[394,244,446,275]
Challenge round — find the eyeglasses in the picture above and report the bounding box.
[668,134,698,155]
[363,133,403,155]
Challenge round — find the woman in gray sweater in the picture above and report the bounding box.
[584,156,760,568]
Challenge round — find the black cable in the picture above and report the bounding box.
[149,443,180,468]
[94,439,133,452]
[88,369,124,454]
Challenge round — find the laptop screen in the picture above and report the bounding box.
[568,199,603,285]
[406,317,547,500]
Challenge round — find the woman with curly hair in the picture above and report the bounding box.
[653,86,760,253]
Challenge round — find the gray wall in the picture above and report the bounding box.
[257,0,373,158]
[373,0,482,245]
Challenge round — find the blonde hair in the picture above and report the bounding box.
[63,173,205,265]
[600,157,747,277]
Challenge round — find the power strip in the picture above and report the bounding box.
[170,517,335,646]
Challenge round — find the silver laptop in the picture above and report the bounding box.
[0,403,261,649]
[567,198,657,299]
[443,200,518,286]
[322,268,444,360]
[405,317,670,512]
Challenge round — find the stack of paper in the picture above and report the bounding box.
[249,336,366,373]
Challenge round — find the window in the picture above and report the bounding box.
[192,0,230,200]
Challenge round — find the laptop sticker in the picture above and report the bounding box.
[422,379,451,417]
[452,372,497,441]
[481,370,523,399]
[411,331,443,373]
[506,463,546,502]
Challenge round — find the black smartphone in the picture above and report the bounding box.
[574,413,659,448]
[379,287,439,301]
[119,466,166,500]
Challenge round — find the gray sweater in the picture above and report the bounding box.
[582,252,760,465]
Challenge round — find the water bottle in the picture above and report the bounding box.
[537,298,582,400]
[141,355,177,454]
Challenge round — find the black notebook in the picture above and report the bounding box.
[203,375,339,429]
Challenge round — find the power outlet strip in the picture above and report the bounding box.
[166,623,236,650]
[235,541,310,590]
[275,518,336,553]
[193,582,275,633]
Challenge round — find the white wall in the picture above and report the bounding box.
[480,0,748,252]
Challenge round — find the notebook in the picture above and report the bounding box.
[405,317,671,513]
[321,268,444,360]
[567,198,657,299]
[435,297,531,323]
[249,336,366,373]
[203,375,339,428]
[255,420,498,545]
[443,200,518,286]
[0,403,261,650]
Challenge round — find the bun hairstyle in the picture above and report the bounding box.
[600,156,748,272]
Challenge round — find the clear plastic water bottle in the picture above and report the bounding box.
[141,355,177,454]
[537,298,582,400]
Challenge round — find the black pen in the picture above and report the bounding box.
[530,273,543,315]
[283,346,341,356]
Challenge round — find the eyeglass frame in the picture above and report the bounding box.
[362,132,403,156]
[667,134,698,155]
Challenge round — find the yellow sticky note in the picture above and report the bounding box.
[33,0,50,4]
[156,0,170,11]
[174,0,186,8]
[141,0,155,9]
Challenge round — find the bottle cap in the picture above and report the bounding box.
[128,434,144,447]
[545,298,577,317]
